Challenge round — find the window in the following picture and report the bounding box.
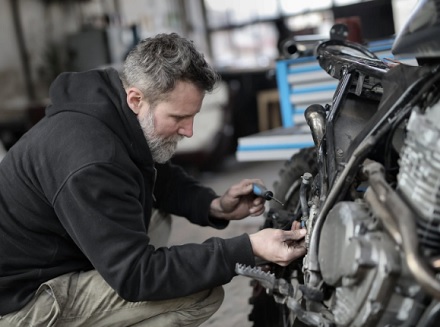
[204,0,335,68]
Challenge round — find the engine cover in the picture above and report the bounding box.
[317,201,418,326]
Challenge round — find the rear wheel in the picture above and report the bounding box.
[248,147,317,327]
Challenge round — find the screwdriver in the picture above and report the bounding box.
[252,183,284,206]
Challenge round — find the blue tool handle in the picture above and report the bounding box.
[252,183,273,200]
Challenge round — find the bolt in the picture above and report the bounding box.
[336,148,344,157]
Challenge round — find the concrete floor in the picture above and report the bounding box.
[167,157,286,327]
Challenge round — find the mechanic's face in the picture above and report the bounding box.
[133,81,204,163]
[138,108,180,163]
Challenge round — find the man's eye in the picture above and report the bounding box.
[173,116,185,122]
[173,116,191,122]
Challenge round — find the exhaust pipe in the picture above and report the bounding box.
[305,104,326,148]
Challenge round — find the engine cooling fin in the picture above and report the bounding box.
[398,103,440,254]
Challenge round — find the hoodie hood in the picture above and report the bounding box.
[46,68,152,167]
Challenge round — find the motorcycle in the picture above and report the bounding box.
[236,1,440,326]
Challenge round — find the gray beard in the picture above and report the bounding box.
[138,110,183,163]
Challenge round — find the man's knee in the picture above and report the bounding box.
[181,286,225,326]
[141,287,225,327]
[207,286,225,312]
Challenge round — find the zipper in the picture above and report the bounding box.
[152,166,157,203]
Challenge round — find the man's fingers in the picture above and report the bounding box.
[226,178,265,199]
[252,197,264,206]
[242,178,266,195]
[249,204,265,215]
[290,244,307,257]
[278,242,307,266]
[291,220,301,231]
[282,229,306,241]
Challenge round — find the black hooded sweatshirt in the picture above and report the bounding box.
[0,68,255,315]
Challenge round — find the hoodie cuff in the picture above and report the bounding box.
[207,216,229,229]
[223,233,255,272]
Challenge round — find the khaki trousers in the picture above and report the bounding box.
[0,270,224,327]
[0,210,224,326]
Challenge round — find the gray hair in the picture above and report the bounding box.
[121,33,220,106]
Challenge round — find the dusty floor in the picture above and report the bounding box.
[167,157,285,327]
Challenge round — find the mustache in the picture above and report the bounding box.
[164,135,184,144]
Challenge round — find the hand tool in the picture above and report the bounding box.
[252,183,284,206]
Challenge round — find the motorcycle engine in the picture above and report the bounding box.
[398,101,440,255]
[316,101,440,326]
[317,201,422,326]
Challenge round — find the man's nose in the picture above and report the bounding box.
[178,118,194,138]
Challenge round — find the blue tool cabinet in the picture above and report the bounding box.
[276,56,338,128]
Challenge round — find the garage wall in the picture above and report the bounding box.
[0,1,25,110]
[0,1,83,110]
[0,0,201,113]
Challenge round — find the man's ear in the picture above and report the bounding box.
[126,87,144,114]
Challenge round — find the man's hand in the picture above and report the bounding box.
[210,179,266,220]
[249,227,307,266]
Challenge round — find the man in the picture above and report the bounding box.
[0,33,306,326]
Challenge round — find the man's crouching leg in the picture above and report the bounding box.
[138,286,225,327]
[0,270,224,327]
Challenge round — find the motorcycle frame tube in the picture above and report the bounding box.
[316,40,388,81]
[317,144,328,206]
[326,72,353,188]
[321,51,388,80]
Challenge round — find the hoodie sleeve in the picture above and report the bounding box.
[153,162,229,228]
[53,162,255,302]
